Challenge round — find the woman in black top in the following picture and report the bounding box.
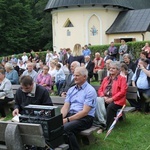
[67,43,85,68]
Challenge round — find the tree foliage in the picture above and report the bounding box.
[0,0,52,56]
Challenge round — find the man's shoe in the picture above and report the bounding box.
[97,129,103,134]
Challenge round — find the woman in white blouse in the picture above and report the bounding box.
[0,68,14,120]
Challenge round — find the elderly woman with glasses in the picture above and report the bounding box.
[94,61,127,132]
[36,65,52,92]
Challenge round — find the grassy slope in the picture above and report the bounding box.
[82,112,150,150]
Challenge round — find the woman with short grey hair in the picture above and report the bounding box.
[5,62,19,84]
[94,60,127,132]
[5,62,14,70]
[109,61,121,71]
[123,54,136,73]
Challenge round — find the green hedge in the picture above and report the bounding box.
[90,41,150,60]
[0,41,150,62]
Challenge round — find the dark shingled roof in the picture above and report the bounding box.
[45,0,150,11]
[106,9,150,34]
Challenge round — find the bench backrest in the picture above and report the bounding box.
[92,85,137,100]
[51,96,65,105]
[92,85,99,93]
[51,85,100,105]
[12,84,20,95]
[0,121,45,150]
[126,86,137,100]
[51,86,137,106]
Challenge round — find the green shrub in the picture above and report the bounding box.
[90,41,150,60]
[0,41,150,62]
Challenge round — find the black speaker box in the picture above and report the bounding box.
[20,114,64,148]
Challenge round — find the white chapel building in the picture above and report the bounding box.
[45,0,150,51]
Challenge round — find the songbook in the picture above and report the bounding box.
[11,114,21,122]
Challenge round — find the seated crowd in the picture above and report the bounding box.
[0,42,150,150]
[0,42,150,114]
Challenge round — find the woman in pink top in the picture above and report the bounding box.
[36,65,52,92]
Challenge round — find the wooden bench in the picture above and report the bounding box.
[126,86,137,102]
[4,85,20,115]
[0,121,69,150]
[123,86,137,113]
[51,96,65,106]
[79,126,99,145]
[11,84,21,95]
[117,86,137,119]
[92,85,99,93]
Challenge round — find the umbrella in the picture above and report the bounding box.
[104,105,126,140]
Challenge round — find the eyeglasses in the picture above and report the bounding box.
[110,67,117,70]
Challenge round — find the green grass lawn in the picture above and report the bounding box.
[82,112,150,150]
[91,81,100,86]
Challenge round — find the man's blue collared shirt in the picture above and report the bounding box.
[83,49,91,56]
[132,66,150,89]
[65,81,97,117]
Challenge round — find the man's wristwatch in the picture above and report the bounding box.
[67,117,70,122]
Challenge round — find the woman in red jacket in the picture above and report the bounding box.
[96,61,127,130]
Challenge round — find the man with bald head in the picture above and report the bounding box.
[22,62,38,82]
[60,61,80,97]
[61,67,97,150]
[85,55,95,83]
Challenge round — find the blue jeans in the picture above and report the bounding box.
[56,80,65,95]
[64,114,93,150]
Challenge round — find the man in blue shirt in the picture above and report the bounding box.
[132,58,150,112]
[60,61,80,97]
[61,67,97,150]
[22,62,38,82]
[82,45,91,56]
